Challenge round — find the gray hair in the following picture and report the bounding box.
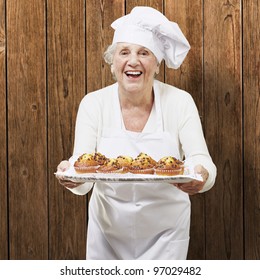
[103,44,117,65]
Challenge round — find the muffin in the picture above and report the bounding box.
[154,156,184,176]
[97,158,125,174]
[93,152,108,165]
[129,154,156,174]
[116,155,133,173]
[74,153,101,173]
[136,152,157,166]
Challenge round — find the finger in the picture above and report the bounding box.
[176,182,204,194]
[194,165,209,182]
[59,180,77,189]
[57,160,70,172]
[63,182,76,188]
[64,182,83,189]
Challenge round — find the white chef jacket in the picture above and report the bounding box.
[68,80,216,259]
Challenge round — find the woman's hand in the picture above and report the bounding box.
[175,164,209,195]
[56,160,83,189]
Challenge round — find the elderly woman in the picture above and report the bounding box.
[57,6,216,260]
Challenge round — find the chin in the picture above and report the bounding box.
[123,81,145,92]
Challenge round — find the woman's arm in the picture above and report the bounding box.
[178,93,217,192]
[56,93,101,195]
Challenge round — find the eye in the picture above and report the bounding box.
[139,49,149,56]
[120,49,129,55]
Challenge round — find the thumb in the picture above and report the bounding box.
[57,160,70,172]
[194,165,209,182]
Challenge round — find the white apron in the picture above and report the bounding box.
[87,86,190,260]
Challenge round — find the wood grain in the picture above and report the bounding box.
[0,0,259,260]
[0,0,8,260]
[165,0,205,260]
[204,0,243,259]
[47,0,87,259]
[7,0,48,259]
[86,0,124,92]
[165,0,203,110]
[85,1,125,240]
[243,0,260,260]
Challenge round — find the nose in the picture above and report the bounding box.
[128,53,139,66]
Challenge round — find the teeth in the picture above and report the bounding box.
[125,71,142,75]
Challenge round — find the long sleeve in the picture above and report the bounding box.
[66,155,94,195]
[73,93,101,156]
[66,92,102,195]
[177,93,217,192]
[65,84,116,196]
[159,81,217,192]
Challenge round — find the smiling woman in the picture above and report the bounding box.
[56,6,216,260]
[104,44,159,82]
[112,43,159,99]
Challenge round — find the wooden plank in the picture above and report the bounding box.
[204,0,243,259]
[86,0,124,92]
[3,0,258,262]
[243,0,260,260]
[0,0,8,260]
[165,0,203,110]
[47,0,87,259]
[7,0,48,259]
[165,0,205,260]
[126,0,163,12]
[126,0,165,82]
[85,1,125,234]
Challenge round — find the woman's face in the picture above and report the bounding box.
[112,43,159,95]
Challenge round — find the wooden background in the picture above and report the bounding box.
[0,0,259,260]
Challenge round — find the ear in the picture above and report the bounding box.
[111,64,114,75]
[155,64,160,75]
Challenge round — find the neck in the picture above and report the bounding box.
[119,89,154,132]
[119,87,154,109]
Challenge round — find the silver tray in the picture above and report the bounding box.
[55,168,203,184]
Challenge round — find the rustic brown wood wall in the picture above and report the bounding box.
[0,0,259,260]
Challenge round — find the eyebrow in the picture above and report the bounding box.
[118,44,150,52]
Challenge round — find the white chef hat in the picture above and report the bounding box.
[111,6,190,69]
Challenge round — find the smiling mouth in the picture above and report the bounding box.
[125,71,142,78]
